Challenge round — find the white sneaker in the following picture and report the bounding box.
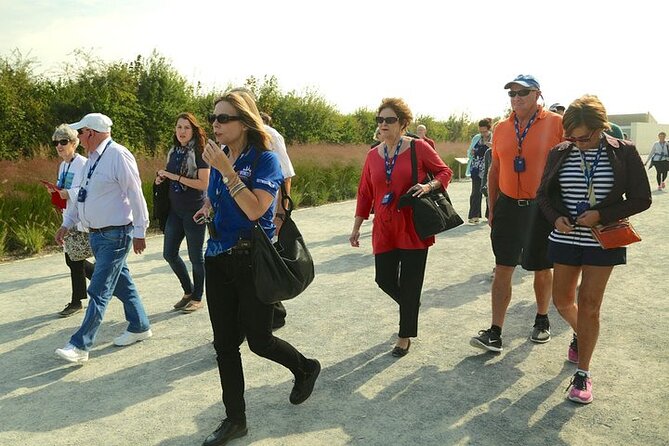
[113,329,153,346]
[55,343,89,363]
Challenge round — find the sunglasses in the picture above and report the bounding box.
[565,129,597,143]
[52,139,71,147]
[375,116,399,125]
[507,89,533,98]
[207,113,242,124]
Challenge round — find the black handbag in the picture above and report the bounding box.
[397,139,463,239]
[251,184,315,304]
[152,180,170,232]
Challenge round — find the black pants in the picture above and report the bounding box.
[374,248,428,338]
[205,252,309,423]
[469,175,485,219]
[654,160,669,185]
[65,252,94,304]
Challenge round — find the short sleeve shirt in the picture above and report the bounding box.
[205,146,283,256]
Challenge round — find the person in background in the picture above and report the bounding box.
[466,118,493,223]
[470,74,563,353]
[155,113,210,313]
[604,122,625,139]
[350,98,453,357]
[54,113,151,363]
[536,95,651,404]
[259,110,295,330]
[416,124,436,149]
[45,124,94,317]
[644,131,668,190]
[371,126,382,148]
[549,103,566,116]
[195,92,320,446]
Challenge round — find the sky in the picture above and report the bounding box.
[1,0,668,124]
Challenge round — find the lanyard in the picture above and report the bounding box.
[383,138,403,184]
[83,140,112,188]
[57,154,76,189]
[514,111,538,153]
[579,141,605,204]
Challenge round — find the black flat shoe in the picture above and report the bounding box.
[391,339,411,357]
[202,418,248,446]
[290,359,321,405]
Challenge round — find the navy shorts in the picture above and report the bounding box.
[548,240,626,266]
[491,193,553,271]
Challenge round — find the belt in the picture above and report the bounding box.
[222,239,252,255]
[500,193,534,207]
[89,223,132,233]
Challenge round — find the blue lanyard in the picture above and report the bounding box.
[513,111,538,152]
[57,154,76,189]
[579,140,605,203]
[383,138,403,184]
[83,140,112,188]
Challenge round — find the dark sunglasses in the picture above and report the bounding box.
[565,129,597,143]
[52,139,71,146]
[207,113,242,124]
[375,116,399,124]
[507,89,533,98]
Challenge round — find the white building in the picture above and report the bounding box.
[608,113,667,155]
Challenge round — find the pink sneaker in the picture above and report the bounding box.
[568,334,578,364]
[567,371,593,404]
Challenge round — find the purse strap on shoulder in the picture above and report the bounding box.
[250,148,294,220]
[409,138,418,184]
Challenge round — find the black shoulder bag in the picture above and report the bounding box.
[397,139,463,239]
[249,153,315,304]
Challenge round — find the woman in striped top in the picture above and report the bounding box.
[536,95,651,405]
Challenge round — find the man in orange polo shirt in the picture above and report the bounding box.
[471,74,563,352]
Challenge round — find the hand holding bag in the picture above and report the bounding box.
[397,139,463,239]
[64,230,93,261]
[252,184,315,304]
[590,219,641,249]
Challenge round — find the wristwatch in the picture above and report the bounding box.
[222,175,229,185]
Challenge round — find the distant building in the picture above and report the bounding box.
[608,113,667,154]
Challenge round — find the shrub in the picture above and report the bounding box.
[12,221,49,254]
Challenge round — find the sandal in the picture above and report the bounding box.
[173,294,192,310]
[181,300,203,313]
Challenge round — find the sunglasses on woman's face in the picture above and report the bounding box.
[207,113,242,124]
[52,139,70,147]
[565,129,597,143]
[375,116,399,125]
[507,89,533,98]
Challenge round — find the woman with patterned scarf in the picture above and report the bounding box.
[155,113,210,312]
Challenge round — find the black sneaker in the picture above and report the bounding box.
[58,302,83,318]
[290,359,321,405]
[530,317,551,343]
[470,329,502,352]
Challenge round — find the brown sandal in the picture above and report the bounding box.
[173,294,192,310]
[181,300,203,313]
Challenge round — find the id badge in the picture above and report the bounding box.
[77,188,87,203]
[513,156,526,172]
[381,192,394,205]
[575,201,590,216]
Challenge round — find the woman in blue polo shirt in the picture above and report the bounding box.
[194,91,320,446]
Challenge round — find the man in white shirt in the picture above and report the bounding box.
[54,113,152,363]
[260,111,295,330]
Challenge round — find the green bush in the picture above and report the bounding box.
[292,162,360,207]
[12,221,50,254]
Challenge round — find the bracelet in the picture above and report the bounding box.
[229,182,247,198]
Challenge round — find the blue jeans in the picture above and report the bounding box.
[69,225,150,351]
[163,208,206,300]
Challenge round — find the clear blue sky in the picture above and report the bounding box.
[1,0,667,124]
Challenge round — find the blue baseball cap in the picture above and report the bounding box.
[504,74,540,90]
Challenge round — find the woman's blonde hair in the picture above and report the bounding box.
[213,92,270,151]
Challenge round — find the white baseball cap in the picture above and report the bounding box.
[68,113,113,133]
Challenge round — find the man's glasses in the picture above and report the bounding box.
[507,89,533,98]
[375,116,399,124]
[52,139,70,147]
[207,113,242,124]
[565,129,597,143]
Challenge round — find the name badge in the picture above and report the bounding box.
[381,192,394,205]
[513,156,526,172]
[77,188,87,203]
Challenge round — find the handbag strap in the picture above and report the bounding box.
[409,138,418,184]
[250,149,294,220]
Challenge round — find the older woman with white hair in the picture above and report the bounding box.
[44,124,93,316]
